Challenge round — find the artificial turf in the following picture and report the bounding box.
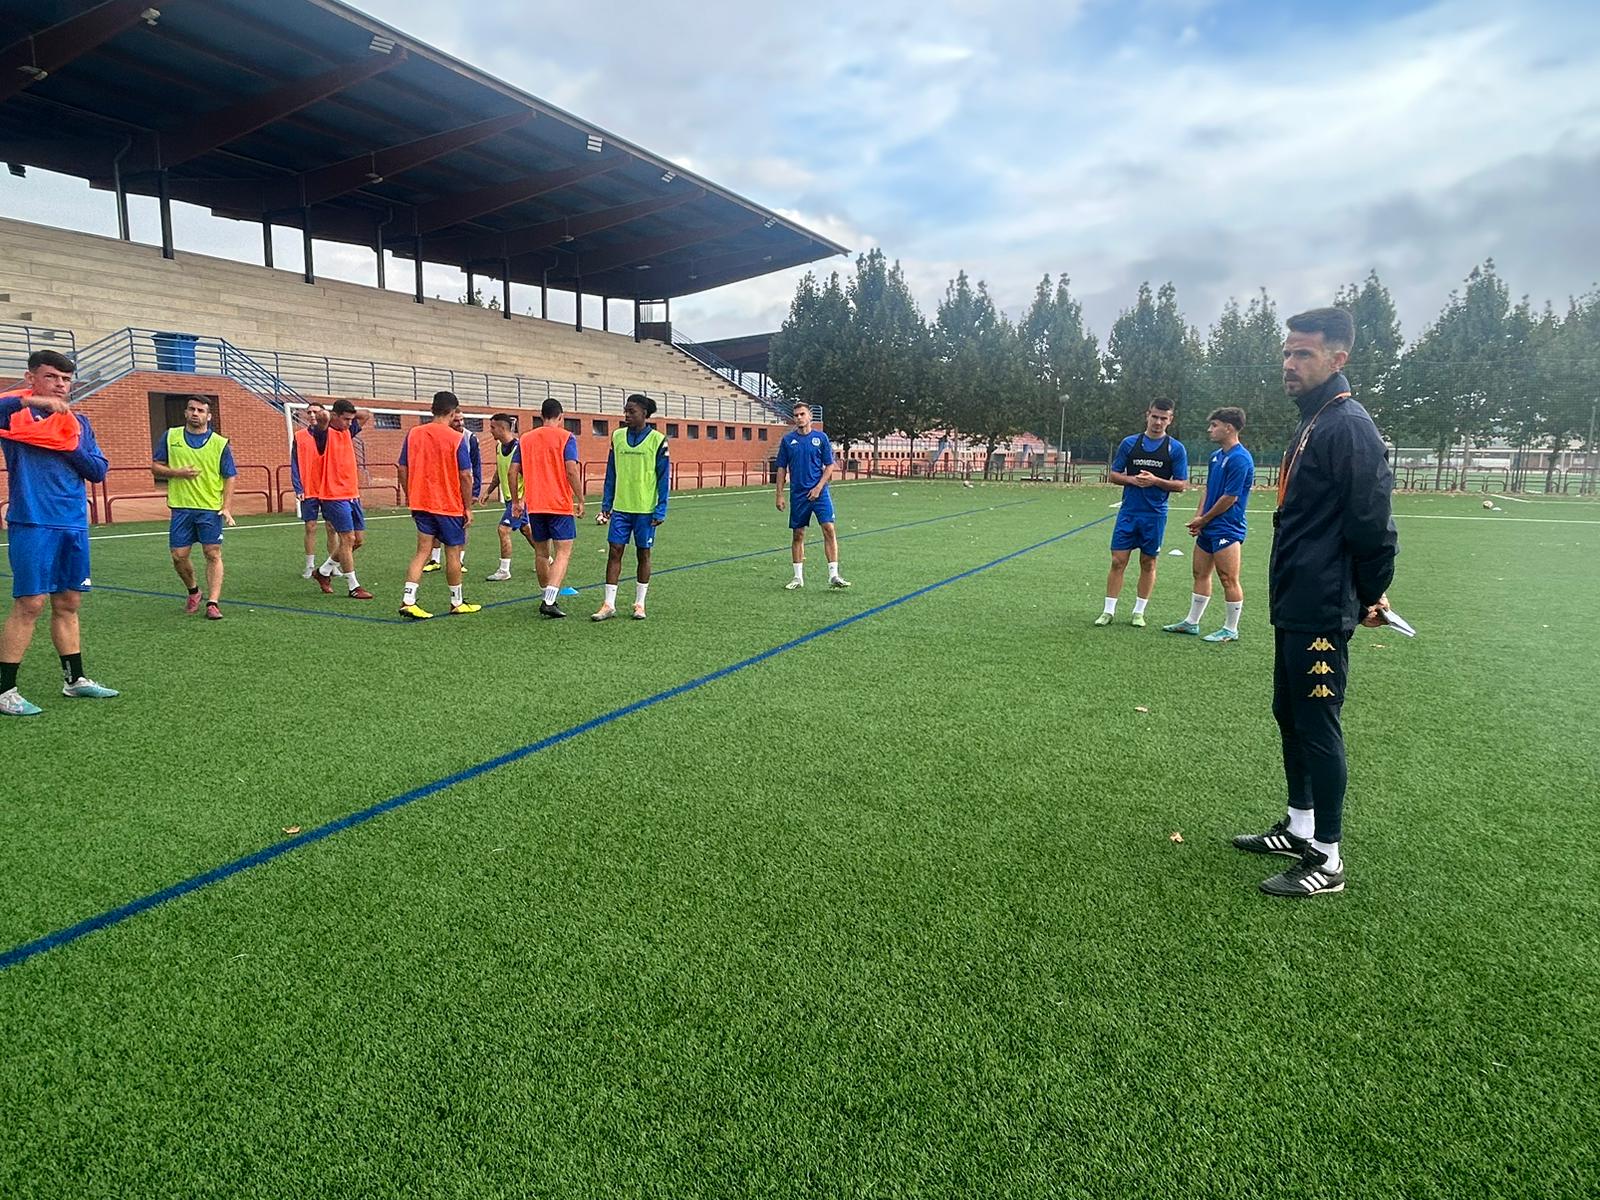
[1,481,1595,1198]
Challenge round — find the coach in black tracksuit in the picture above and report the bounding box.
[1234,307,1398,898]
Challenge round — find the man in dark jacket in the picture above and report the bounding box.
[1233,307,1397,897]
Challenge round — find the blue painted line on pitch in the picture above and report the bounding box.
[0,513,1110,974]
[479,497,1041,610]
[90,582,407,624]
[0,569,408,624]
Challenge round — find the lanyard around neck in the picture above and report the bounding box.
[1277,391,1350,507]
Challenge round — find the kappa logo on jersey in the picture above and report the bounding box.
[1309,684,1336,699]
[1307,637,1335,652]
[1307,661,1334,676]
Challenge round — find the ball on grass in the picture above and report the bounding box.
[1482,499,1494,509]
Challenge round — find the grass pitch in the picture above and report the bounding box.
[1,482,1596,1199]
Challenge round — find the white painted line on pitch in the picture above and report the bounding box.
[1489,493,1533,504]
[0,478,910,545]
[1395,514,1600,525]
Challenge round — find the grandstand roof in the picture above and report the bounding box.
[698,332,775,374]
[0,0,848,300]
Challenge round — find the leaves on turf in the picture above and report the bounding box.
[1169,831,1184,843]
[282,826,302,835]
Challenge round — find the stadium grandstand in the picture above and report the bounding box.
[0,0,849,519]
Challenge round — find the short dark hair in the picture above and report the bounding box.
[626,393,657,418]
[331,399,357,416]
[1286,307,1355,352]
[182,394,212,411]
[27,350,75,375]
[490,412,516,428]
[1208,406,1245,431]
[1148,398,1174,413]
[540,398,564,420]
[431,391,460,417]
[791,401,811,413]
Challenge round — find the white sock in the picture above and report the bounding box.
[827,560,840,580]
[1102,596,1117,615]
[429,549,441,565]
[345,571,360,590]
[1225,600,1243,633]
[1287,807,1314,839]
[543,586,558,605]
[604,583,618,607]
[1312,838,1342,872]
[305,554,316,569]
[793,562,804,583]
[499,558,512,573]
[1186,593,1210,625]
[635,581,649,607]
[403,581,418,605]
[449,584,464,607]
[1132,596,1149,616]
[318,558,336,577]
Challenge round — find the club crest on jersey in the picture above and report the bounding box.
[810,437,821,446]
[1307,637,1335,652]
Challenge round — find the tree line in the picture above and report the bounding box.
[768,252,1599,486]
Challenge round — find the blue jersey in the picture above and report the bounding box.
[1111,433,1188,516]
[153,429,238,477]
[777,428,834,492]
[1202,443,1255,540]
[0,397,108,529]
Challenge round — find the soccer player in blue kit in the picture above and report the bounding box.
[0,350,116,716]
[1165,406,1255,642]
[776,401,850,590]
[1095,398,1187,626]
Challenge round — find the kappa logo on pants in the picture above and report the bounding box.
[1308,684,1337,699]
[1307,637,1335,652]
[1307,661,1334,675]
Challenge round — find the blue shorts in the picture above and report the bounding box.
[1196,530,1244,555]
[8,524,91,598]
[321,499,365,534]
[298,498,321,522]
[499,502,529,532]
[1111,511,1166,556]
[607,512,656,549]
[788,489,835,530]
[530,513,576,542]
[169,508,224,548]
[412,510,468,548]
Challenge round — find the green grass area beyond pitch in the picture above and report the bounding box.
[1,482,1596,1200]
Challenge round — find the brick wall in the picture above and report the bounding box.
[14,373,782,524]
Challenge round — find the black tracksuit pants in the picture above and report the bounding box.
[1272,627,1351,844]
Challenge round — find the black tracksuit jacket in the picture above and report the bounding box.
[1268,373,1399,633]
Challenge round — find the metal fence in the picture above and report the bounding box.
[0,321,76,374]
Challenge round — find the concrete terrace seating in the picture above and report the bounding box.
[0,216,768,418]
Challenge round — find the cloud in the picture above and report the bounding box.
[2,0,1597,353]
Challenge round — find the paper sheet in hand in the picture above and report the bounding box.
[1381,608,1417,638]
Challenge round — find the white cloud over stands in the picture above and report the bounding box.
[3,0,1597,346]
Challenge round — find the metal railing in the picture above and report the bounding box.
[668,324,805,422]
[206,337,786,424]
[0,322,77,375]
[68,328,306,413]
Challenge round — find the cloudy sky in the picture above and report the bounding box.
[3,0,1597,347]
